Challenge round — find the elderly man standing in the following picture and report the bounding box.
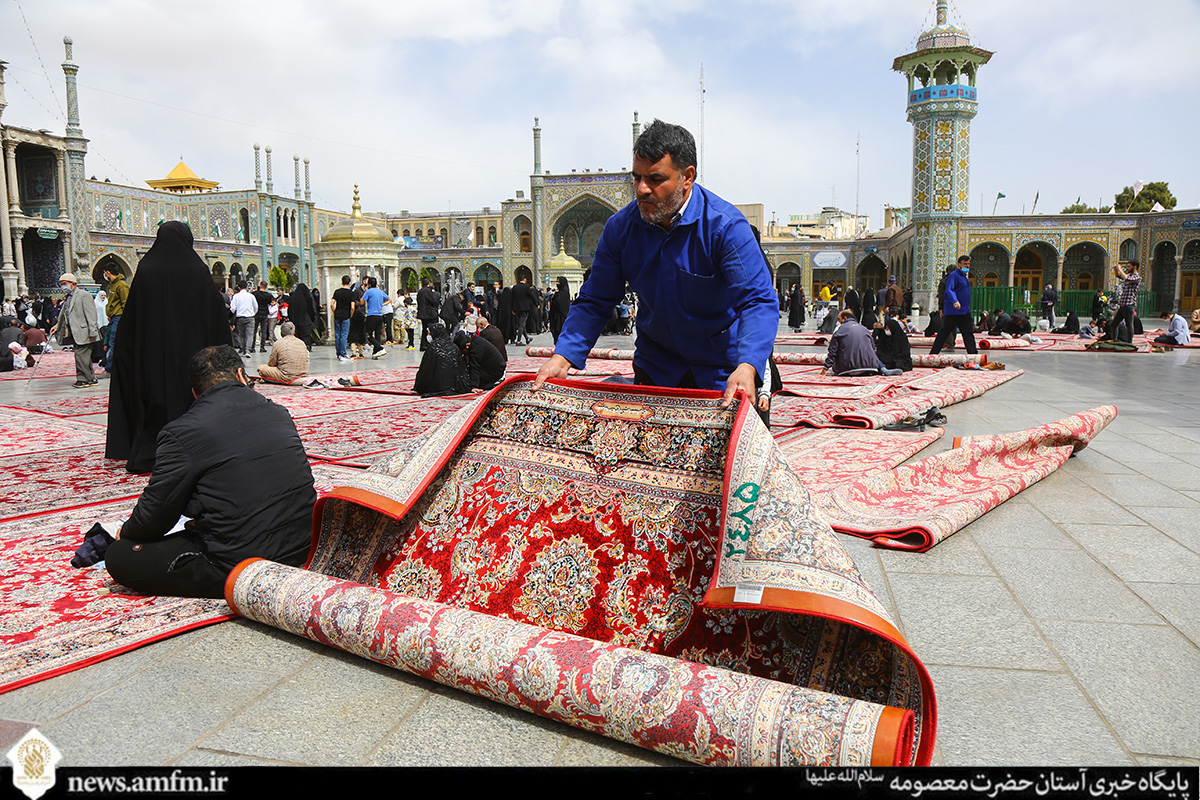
[257,322,310,383]
[49,272,100,388]
[534,119,777,407]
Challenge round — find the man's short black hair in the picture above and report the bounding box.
[188,345,244,395]
[342,275,351,285]
[366,276,376,288]
[236,280,248,290]
[634,119,697,171]
[1129,260,1140,269]
[957,255,971,264]
[453,330,471,350]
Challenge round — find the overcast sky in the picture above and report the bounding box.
[2,0,1198,226]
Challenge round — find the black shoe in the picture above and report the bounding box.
[71,523,116,568]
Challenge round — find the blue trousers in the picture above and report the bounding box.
[334,318,350,357]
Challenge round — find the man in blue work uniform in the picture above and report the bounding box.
[533,120,777,407]
[929,255,978,355]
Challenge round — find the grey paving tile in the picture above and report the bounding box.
[41,659,282,766]
[930,666,1134,766]
[1066,449,1137,475]
[836,535,899,624]
[1023,481,1147,526]
[985,549,1162,624]
[0,629,214,722]
[1087,441,1183,463]
[1064,523,1200,584]
[1124,507,1200,552]
[1039,621,1200,759]
[554,731,680,766]
[878,531,994,576]
[1075,474,1199,509]
[967,502,1078,551]
[1128,460,1200,490]
[365,687,570,767]
[172,619,323,674]
[887,574,1060,670]
[1127,583,1200,648]
[200,651,427,766]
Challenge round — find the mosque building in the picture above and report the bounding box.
[2,3,1198,318]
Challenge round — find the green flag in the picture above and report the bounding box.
[996,192,1006,199]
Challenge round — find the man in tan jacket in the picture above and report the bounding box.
[257,322,309,383]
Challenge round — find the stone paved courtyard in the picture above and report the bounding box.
[1,321,1197,767]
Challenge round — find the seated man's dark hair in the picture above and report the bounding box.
[634,119,697,171]
[188,345,245,395]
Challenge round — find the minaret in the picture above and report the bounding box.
[253,143,262,191]
[893,0,991,312]
[632,110,640,151]
[264,145,273,194]
[293,154,300,200]
[530,117,544,286]
[61,36,92,283]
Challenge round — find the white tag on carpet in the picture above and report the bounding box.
[734,584,765,605]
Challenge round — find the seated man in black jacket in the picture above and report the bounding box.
[106,345,316,599]
[455,329,506,391]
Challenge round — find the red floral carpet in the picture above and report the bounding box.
[813,407,1118,551]
[0,410,106,457]
[294,396,475,461]
[0,447,148,521]
[0,351,78,381]
[227,378,936,766]
[0,503,235,695]
[774,427,945,488]
[1,394,110,417]
[770,368,1021,429]
[254,387,414,419]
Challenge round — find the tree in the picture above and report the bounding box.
[268,265,295,291]
[1061,202,1113,214]
[1114,182,1176,213]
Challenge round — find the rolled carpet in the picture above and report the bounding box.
[814,406,1118,551]
[227,377,935,765]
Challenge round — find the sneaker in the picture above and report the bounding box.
[338,355,352,363]
[337,378,353,387]
[881,367,904,376]
[72,380,87,388]
[259,348,267,353]
[303,379,327,389]
[406,346,415,350]
[371,349,387,359]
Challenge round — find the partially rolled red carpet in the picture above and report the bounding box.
[227,377,936,766]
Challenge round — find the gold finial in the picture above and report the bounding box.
[352,184,362,218]
[558,236,566,253]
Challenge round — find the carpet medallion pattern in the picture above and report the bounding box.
[228,378,935,766]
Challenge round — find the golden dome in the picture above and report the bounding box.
[544,238,581,270]
[321,185,394,243]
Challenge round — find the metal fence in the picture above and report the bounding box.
[969,287,1155,320]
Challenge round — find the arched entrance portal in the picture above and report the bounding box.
[474,263,501,285]
[1063,242,1105,291]
[1181,239,1200,313]
[211,262,226,290]
[551,196,617,271]
[969,242,1010,287]
[856,255,887,292]
[514,266,533,285]
[1152,241,1177,313]
[92,253,131,286]
[776,262,800,305]
[1013,242,1057,297]
[812,268,846,301]
[421,266,441,292]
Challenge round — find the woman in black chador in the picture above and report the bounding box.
[549,277,571,344]
[105,222,231,473]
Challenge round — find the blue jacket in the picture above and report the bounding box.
[554,185,778,390]
[944,269,972,316]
